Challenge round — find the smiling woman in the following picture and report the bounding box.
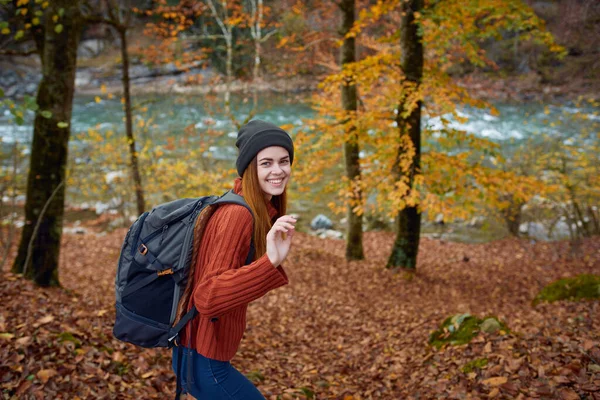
[173,119,297,400]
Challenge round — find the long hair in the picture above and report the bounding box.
[241,157,287,259]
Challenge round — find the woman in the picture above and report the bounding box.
[173,119,296,399]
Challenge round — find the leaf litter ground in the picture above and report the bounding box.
[1,228,599,399]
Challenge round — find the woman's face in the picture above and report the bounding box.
[256,146,291,200]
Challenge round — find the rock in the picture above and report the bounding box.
[63,227,88,235]
[108,217,127,230]
[105,170,126,184]
[480,318,502,333]
[25,83,38,95]
[94,197,122,215]
[519,222,528,234]
[310,214,333,230]
[78,39,105,58]
[525,222,549,240]
[550,220,570,240]
[468,216,485,227]
[533,274,600,305]
[75,70,92,87]
[316,229,343,239]
[435,213,444,224]
[5,85,18,97]
[129,65,153,79]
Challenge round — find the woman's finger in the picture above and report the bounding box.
[271,225,289,234]
[274,222,295,231]
[276,215,297,224]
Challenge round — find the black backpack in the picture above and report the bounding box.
[113,190,254,348]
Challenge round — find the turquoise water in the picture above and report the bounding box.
[2,93,596,148]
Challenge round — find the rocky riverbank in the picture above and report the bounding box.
[0,56,317,100]
[2,53,598,104]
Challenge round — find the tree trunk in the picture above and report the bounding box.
[252,0,263,109]
[12,0,82,286]
[253,30,261,108]
[587,205,599,235]
[501,195,523,236]
[225,36,232,114]
[386,0,423,271]
[340,0,364,261]
[119,27,146,215]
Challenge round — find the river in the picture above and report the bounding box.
[1,93,597,243]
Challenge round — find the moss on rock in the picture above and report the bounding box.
[429,314,508,349]
[533,274,600,306]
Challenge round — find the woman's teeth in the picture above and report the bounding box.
[268,179,283,185]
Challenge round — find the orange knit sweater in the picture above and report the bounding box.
[179,178,288,361]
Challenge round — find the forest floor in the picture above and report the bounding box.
[1,228,599,399]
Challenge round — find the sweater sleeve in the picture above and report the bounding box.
[192,204,289,318]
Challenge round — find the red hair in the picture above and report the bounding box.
[241,157,287,259]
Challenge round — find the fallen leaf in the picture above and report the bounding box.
[16,336,31,345]
[35,315,54,327]
[589,364,600,373]
[484,341,493,353]
[112,352,124,363]
[558,388,580,400]
[482,376,508,387]
[37,369,57,383]
[583,340,595,351]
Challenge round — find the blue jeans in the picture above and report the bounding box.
[172,347,265,399]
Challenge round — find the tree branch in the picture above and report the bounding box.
[260,29,278,43]
[0,49,38,57]
[83,15,124,31]
[206,0,231,42]
[23,180,64,277]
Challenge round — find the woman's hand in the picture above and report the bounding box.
[266,215,297,267]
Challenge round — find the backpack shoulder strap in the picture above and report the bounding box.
[212,190,256,265]
[213,190,252,215]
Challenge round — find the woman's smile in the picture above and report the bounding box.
[267,178,285,187]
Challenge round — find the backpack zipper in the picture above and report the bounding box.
[130,212,149,256]
[159,225,168,246]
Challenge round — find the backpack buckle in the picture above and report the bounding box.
[138,243,148,255]
[168,334,179,347]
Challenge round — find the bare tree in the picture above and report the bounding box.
[84,0,146,215]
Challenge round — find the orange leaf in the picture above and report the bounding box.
[37,369,57,384]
